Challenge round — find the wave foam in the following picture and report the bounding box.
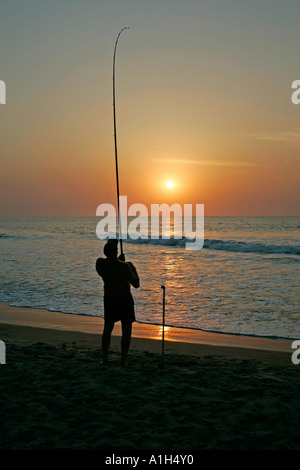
[123,236,299,255]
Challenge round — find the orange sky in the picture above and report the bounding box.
[1,1,299,216]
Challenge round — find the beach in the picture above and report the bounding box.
[1,302,299,451]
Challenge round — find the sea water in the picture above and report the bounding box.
[0,216,299,339]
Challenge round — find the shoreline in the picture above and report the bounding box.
[0,301,294,364]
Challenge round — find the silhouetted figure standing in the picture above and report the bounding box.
[96,239,140,366]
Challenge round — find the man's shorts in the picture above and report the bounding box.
[104,293,136,324]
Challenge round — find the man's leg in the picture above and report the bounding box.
[121,321,132,365]
[102,321,114,364]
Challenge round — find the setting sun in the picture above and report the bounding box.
[166,181,174,189]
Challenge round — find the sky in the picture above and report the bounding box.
[0,0,299,216]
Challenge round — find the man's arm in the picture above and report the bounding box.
[126,262,140,288]
[95,258,103,276]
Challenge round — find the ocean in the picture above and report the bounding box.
[0,215,299,339]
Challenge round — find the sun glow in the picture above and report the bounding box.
[166,181,174,189]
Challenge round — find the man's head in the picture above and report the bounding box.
[103,238,118,260]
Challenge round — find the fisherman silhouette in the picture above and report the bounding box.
[96,239,140,366]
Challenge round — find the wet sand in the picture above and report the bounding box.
[0,302,299,450]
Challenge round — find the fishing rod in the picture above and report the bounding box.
[113,31,167,368]
[112,27,129,256]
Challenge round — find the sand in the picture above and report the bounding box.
[0,302,300,451]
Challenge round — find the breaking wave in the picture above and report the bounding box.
[2,231,299,255]
[124,236,299,255]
